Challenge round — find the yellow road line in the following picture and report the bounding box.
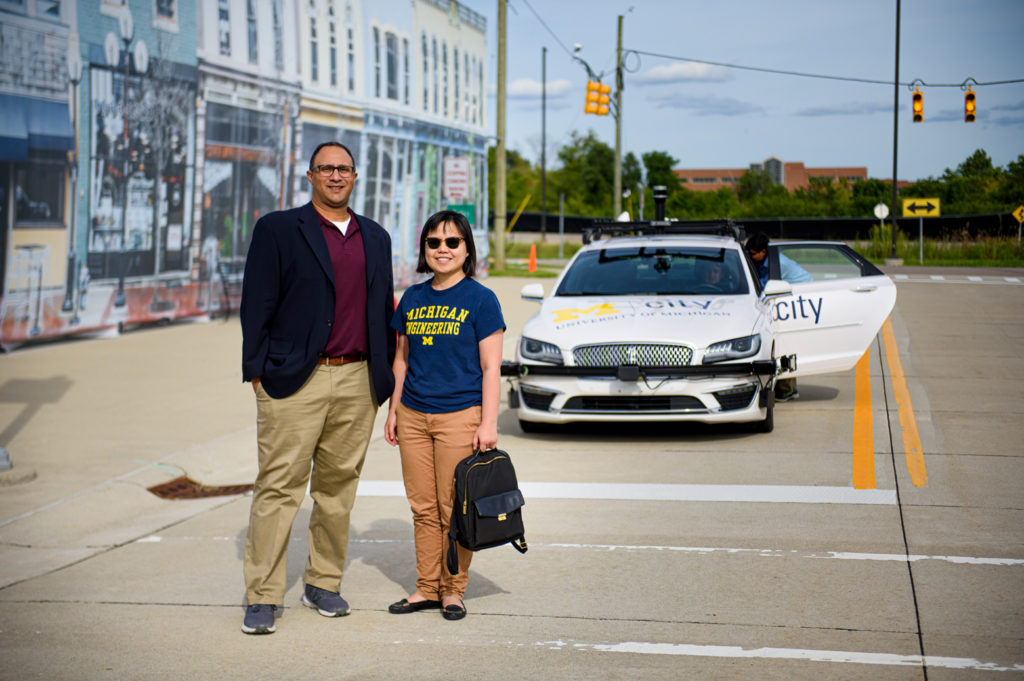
[852,349,876,489]
[882,318,928,487]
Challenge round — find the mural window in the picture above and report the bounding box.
[421,33,428,110]
[385,32,398,100]
[13,152,63,225]
[378,137,394,227]
[464,52,469,121]
[373,27,381,98]
[217,0,230,55]
[310,17,318,81]
[432,37,438,114]
[154,0,178,32]
[442,42,448,117]
[402,37,410,105]
[272,0,283,69]
[247,0,258,64]
[471,55,476,124]
[363,134,379,221]
[329,15,337,86]
[347,27,355,91]
[453,47,459,121]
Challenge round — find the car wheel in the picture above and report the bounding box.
[519,419,555,434]
[752,405,774,433]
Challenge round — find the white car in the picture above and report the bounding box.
[502,224,896,433]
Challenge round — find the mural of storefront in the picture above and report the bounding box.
[358,113,487,287]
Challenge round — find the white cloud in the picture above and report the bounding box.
[633,62,731,85]
[796,102,891,117]
[646,91,764,116]
[506,78,573,99]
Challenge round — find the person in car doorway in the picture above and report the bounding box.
[384,210,505,622]
[238,141,396,635]
[745,232,812,402]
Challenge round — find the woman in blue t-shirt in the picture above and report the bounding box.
[384,210,505,621]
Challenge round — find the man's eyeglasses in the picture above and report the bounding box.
[311,164,355,178]
[425,236,464,250]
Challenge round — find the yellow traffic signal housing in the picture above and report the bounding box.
[964,88,976,122]
[912,89,923,123]
[585,80,611,116]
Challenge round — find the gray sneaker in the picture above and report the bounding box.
[302,584,351,617]
[241,604,277,634]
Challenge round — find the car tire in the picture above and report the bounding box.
[752,405,774,433]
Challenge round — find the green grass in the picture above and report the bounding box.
[489,239,583,260]
[857,224,1024,267]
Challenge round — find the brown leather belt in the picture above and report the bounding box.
[318,353,365,365]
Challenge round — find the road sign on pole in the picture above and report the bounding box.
[443,157,470,199]
[902,198,941,218]
[1013,205,1024,244]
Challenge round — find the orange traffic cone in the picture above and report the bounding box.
[527,243,537,272]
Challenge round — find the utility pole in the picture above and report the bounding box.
[541,46,547,236]
[613,14,623,218]
[889,0,901,261]
[493,0,507,270]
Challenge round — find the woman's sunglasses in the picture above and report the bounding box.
[425,236,465,250]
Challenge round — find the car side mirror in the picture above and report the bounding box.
[520,283,544,302]
[761,280,792,298]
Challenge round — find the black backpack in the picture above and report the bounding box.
[446,448,528,575]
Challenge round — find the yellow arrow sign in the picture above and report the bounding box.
[1013,205,1024,224]
[902,198,940,218]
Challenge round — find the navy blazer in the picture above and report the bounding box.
[240,202,396,403]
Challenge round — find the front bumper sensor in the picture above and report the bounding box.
[500,360,778,379]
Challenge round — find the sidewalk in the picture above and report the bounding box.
[0,277,542,680]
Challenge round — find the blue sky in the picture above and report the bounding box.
[459,0,1024,182]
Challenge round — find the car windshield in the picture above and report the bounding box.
[555,246,750,296]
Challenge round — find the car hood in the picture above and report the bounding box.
[521,294,761,351]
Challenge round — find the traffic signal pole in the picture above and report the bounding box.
[613,15,623,218]
[494,0,507,270]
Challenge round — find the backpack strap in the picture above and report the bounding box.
[512,536,528,554]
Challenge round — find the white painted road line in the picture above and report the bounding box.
[539,542,1024,566]
[358,480,897,505]
[550,640,1024,673]
[133,535,1024,568]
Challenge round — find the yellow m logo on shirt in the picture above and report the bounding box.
[551,303,620,323]
[422,336,433,345]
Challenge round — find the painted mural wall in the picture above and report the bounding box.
[0,0,488,349]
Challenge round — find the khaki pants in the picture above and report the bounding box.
[244,362,376,604]
[395,402,479,599]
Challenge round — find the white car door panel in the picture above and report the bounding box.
[769,243,896,377]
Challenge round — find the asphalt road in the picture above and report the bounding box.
[0,267,1021,680]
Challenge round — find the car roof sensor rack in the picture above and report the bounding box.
[582,219,746,245]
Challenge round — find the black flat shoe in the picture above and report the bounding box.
[442,602,467,621]
[389,598,441,614]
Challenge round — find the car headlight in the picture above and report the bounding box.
[520,337,564,365]
[703,334,762,364]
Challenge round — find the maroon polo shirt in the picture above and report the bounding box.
[317,208,368,358]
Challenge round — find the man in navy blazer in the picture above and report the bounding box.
[238,141,395,635]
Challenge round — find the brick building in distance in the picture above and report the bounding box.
[674,156,868,192]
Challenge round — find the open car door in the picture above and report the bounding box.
[768,242,896,378]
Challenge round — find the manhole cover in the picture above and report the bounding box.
[147,476,253,500]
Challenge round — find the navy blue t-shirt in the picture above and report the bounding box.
[391,277,505,414]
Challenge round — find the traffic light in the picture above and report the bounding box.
[964,88,976,122]
[912,89,923,123]
[585,80,610,116]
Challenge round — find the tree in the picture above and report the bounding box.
[127,37,196,308]
[549,130,615,216]
[737,169,773,202]
[641,150,681,192]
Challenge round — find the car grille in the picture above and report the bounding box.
[520,386,557,411]
[572,343,694,368]
[562,395,705,412]
[713,384,758,410]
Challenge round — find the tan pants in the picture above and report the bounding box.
[395,402,479,599]
[244,362,376,605]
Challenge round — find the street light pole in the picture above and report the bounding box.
[540,46,546,237]
[62,45,82,320]
[493,0,507,270]
[115,9,135,308]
